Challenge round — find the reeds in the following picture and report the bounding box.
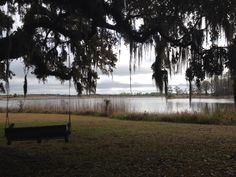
[111,109,236,125]
[0,97,128,115]
[0,97,235,125]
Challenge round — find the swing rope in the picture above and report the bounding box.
[67,45,72,133]
[5,3,11,129]
[5,60,9,129]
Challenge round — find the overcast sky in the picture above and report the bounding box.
[6,43,187,95]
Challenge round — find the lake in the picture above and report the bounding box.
[0,96,234,113]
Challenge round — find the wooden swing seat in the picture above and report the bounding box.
[5,124,70,145]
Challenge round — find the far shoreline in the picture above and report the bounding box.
[0,94,234,100]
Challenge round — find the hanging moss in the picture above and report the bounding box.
[23,74,27,98]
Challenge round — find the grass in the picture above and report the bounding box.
[0,113,236,177]
[111,110,236,125]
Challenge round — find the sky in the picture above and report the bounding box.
[6,43,187,95]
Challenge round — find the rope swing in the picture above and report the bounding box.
[5,2,11,129]
[67,44,72,135]
[4,5,72,144]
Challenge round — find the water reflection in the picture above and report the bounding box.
[0,97,234,113]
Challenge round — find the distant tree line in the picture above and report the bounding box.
[210,73,233,96]
[168,72,233,97]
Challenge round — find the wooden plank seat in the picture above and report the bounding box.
[5,124,70,145]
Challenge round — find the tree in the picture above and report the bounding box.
[0,0,119,94]
[210,73,233,96]
[167,85,173,97]
[201,80,211,95]
[174,86,183,95]
[0,0,235,103]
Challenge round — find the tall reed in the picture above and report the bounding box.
[1,97,235,125]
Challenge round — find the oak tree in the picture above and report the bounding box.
[0,0,235,103]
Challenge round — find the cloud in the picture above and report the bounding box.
[10,60,25,77]
[5,47,185,95]
[8,79,73,95]
[10,59,37,79]
[98,64,153,77]
[97,80,154,89]
[112,65,152,76]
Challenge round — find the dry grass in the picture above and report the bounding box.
[111,109,236,125]
[0,113,236,177]
[2,99,236,125]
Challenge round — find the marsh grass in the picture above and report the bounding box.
[1,107,236,125]
[0,113,235,177]
[0,97,236,125]
[0,97,129,116]
[111,109,236,125]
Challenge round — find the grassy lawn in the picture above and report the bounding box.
[0,113,235,177]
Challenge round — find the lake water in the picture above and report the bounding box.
[0,96,234,113]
